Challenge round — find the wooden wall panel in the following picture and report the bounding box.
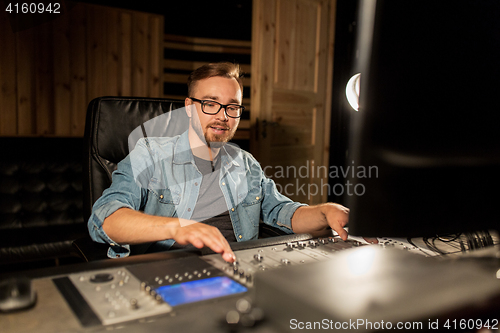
[69,8,88,136]
[0,3,164,137]
[0,14,18,136]
[163,34,252,141]
[119,12,132,97]
[53,12,72,136]
[35,21,54,135]
[106,9,120,97]
[132,13,148,97]
[16,25,36,135]
[293,0,318,92]
[86,6,105,103]
[274,0,320,92]
[149,16,162,96]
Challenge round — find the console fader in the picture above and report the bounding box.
[203,236,364,287]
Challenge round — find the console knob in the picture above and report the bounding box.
[90,273,114,283]
[253,254,263,262]
[130,298,139,310]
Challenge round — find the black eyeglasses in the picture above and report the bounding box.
[189,97,245,118]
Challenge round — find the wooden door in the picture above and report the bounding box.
[251,0,336,204]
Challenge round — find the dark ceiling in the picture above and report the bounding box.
[75,0,253,40]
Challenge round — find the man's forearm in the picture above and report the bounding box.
[102,207,181,244]
[291,205,328,234]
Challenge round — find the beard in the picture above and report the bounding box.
[192,119,236,148]
[204,121,236,148]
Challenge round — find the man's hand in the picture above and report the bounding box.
[321,203,349,240]
[291,203,349,240]
[172,222,236,263]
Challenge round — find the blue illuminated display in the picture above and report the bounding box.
[155,276,247,306]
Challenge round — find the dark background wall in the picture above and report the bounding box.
[77,0,253,40]
[329,0,358,204]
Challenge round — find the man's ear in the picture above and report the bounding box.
[185,98,192,118]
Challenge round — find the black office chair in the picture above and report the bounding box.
[74,96,187,261]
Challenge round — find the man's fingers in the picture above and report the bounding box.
[203,236,235,263]
[363,237,378,244]
[336,227,348,241]
[222,251,236,263]
[176,223,235,263]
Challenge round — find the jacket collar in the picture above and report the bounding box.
[172,131,194,165]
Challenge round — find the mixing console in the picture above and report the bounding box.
[5,233,496,333]
[53,235,364,327]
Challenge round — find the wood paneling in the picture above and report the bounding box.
[69,7,88,136]
[16,23,36,135]
[0,3,164,137]
[274,0,321,91]
[120,12,132,97]
[251,0,336,204]
[0,13,18,136]
[149,16,162,96]
[163,34,252,141]
[53,10,71,136]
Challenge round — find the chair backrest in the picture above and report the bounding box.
[83,96,187,222]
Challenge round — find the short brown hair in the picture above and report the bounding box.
[187,62,243,97]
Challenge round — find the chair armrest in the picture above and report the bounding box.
[72,236,110,262]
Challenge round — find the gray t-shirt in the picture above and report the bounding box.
[170,153,236,249]
[191,155,227,221]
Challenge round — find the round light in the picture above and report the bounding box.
[346,73,361,111]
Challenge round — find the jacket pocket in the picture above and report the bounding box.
[149,187,181,205]
[241,186,263,207]
[146,188,179,218]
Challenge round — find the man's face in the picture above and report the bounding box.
[186,76,241,146]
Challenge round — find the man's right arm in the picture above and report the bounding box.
[103,207,235,262]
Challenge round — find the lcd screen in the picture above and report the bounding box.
[155,276,247,306]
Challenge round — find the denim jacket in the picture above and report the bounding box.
[88,131,306,258]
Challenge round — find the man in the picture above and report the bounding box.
[88,62,349,263]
